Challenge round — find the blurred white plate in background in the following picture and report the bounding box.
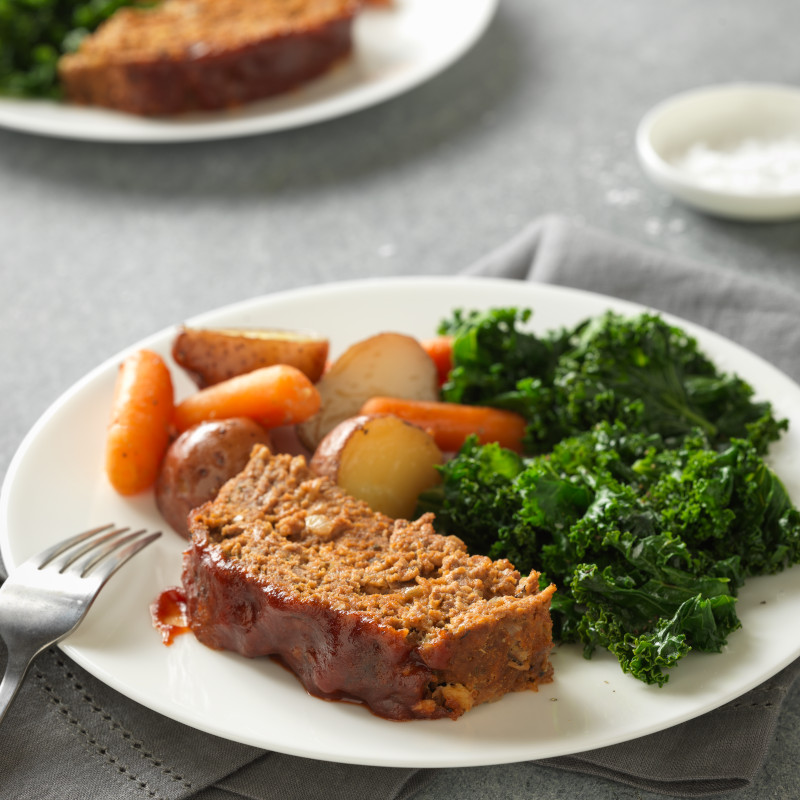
[0,0,497,143]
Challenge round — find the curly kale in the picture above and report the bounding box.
[425,424,800,686]
[439,308,785,454]
[424,306,797,685]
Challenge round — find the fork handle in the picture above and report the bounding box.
[0,646,36,726]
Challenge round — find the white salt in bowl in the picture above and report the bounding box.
[636,83,800,221]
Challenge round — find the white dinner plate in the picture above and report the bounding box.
[0,0,497,143]
[2,276,800,767]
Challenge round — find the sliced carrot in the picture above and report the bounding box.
[359,396,527,453]
[173,364,321,433]
[421,336,453,386]
[106,349,175,496]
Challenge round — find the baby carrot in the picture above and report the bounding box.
[173,364,321,432]
[359,396,527,453]
[421,336,453,386]
[106,349,175,496]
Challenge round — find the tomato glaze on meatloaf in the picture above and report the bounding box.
[182,445,555,720]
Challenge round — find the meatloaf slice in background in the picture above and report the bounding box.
[183,445,555,721]
[58,0,358,116]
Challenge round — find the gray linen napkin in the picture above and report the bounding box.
[468,214,800,796]
[467,214,800,382]
[2,215,799,799]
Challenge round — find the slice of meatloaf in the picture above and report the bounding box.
[58,0,358,116]
[183,444,555,721]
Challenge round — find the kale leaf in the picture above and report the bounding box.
[427,423,800,685]
[439,308,785,454]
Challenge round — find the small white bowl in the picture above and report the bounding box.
[636,83,800,221]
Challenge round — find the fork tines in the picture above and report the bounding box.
[34,524,161,581]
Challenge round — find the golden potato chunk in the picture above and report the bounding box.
[172,326,329,387]
[297,332,439,451]
[310,414,442,519]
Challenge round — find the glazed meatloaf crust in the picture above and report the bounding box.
[183,444,556,721]
[58,0,358,116]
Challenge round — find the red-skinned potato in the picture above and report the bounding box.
[155,417,272,538]
[310,414,443,519]
[172,326,329,388]
[297,332,439,451]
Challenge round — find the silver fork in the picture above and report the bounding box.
[0,523,161,724]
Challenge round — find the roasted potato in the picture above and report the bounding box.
[310,414,442,519]
[297,332,439,451]
[155,417,272,537]
[172,326,329,387]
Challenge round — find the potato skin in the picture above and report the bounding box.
[155,417,272,537]
[308,414,376,483]
[310,414,442,519]
[297,332,439,451]
[172,326,329,388]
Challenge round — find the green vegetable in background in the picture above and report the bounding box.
[0,0,143,98]
[422,307,800,686]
